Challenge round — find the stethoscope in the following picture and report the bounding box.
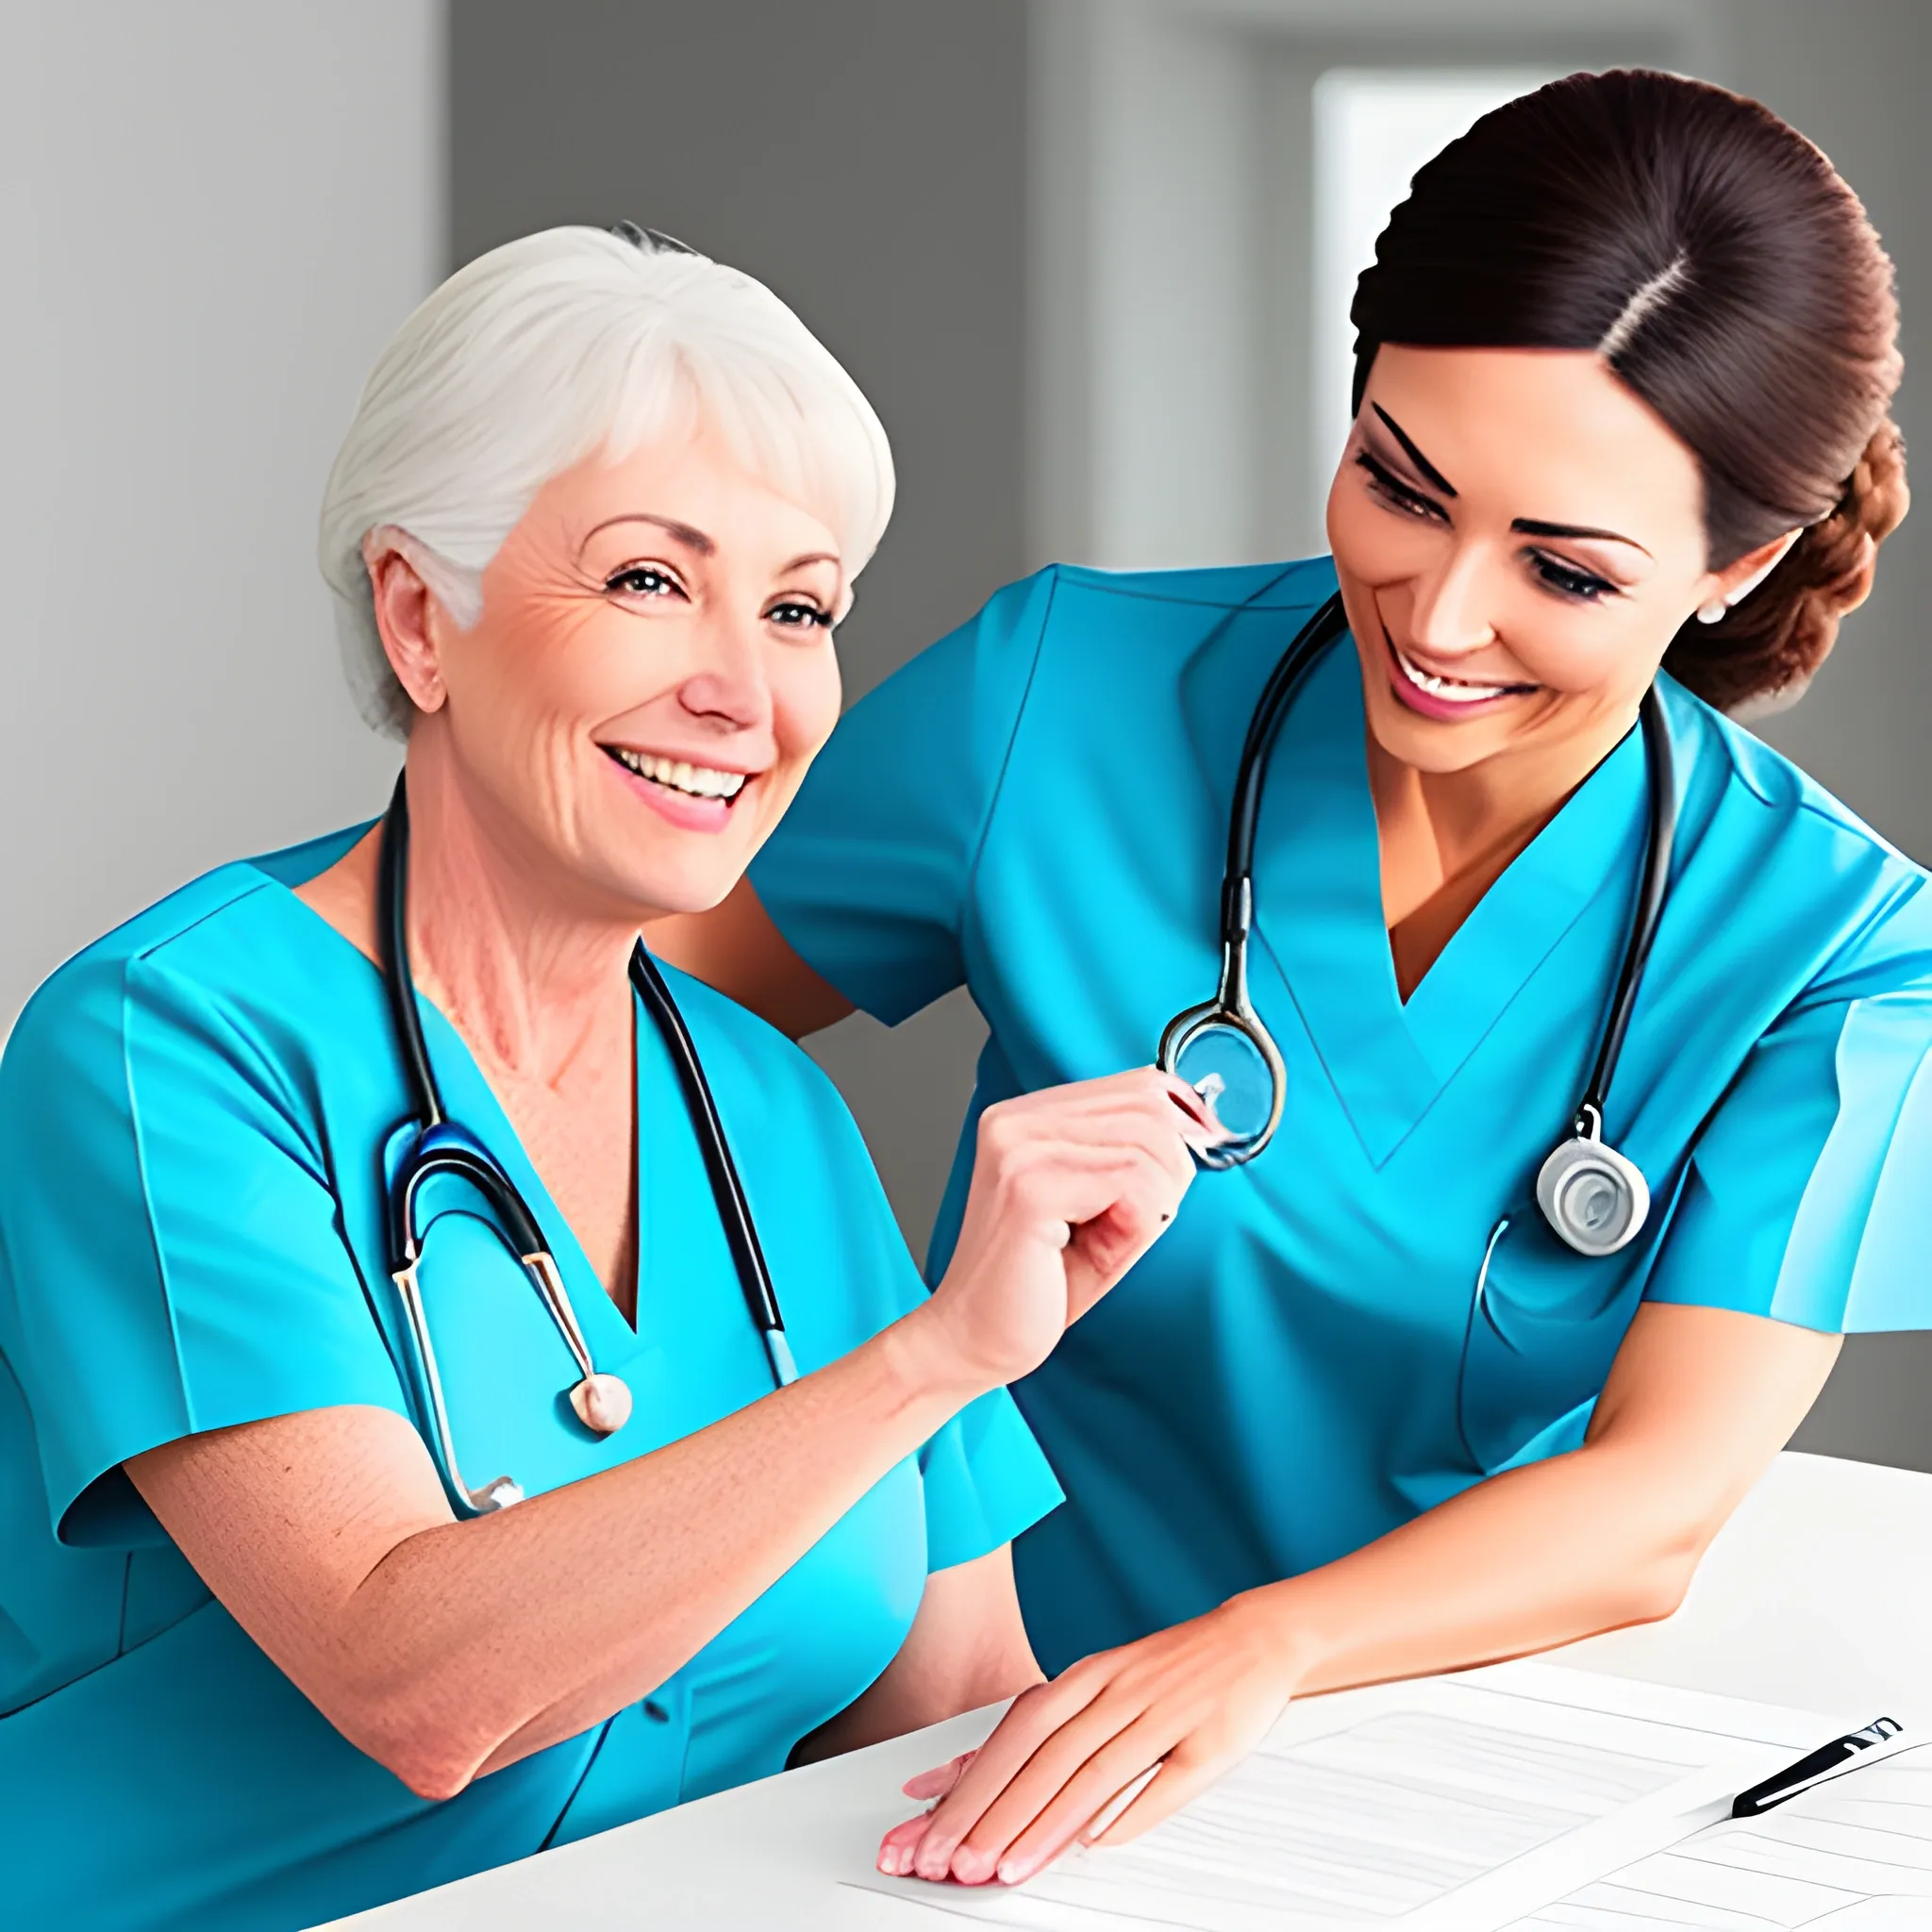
[1157,593,1676,1259]
[376,775,798,1518]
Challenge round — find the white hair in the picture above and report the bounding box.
[318,226,896,736]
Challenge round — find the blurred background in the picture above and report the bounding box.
[3,1,1925,1463]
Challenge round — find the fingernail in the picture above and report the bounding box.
[952,1847,994,1885]
[996,1859,1024,1885]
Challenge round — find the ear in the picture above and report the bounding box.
[363,528,450,717]
[1712,527,1804,608]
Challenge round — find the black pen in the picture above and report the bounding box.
[1731,1717,1906,1818]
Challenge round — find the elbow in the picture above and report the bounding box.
[322,1673,496,1803]
[1613,1559,1694,1630]
[1605,1527,1709,1631]
[383,1743,480,1806]
[349,1708,487,1803]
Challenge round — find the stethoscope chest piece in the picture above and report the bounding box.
[570,1371,634,1436]
[1158,997,1284,1169]
[1535,1111,1651,1257]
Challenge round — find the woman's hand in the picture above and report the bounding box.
[877,1591,1299,1887]
[918,1069,1219,1390]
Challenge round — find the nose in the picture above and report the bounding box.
[676,604,774,736]
[1403,539,1500,658]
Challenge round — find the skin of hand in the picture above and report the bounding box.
[128,426,1220,1803]
[879,1302,1840,1884]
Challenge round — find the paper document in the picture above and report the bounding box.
[852,1661,1834,1931]
[1514,1740,1932,1928]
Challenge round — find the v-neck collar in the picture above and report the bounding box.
[1177,594,1652,1167]
[408,994,652,1357]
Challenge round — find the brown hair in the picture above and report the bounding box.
[1350,69,1908,710]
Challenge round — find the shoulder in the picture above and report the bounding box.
[949,554,1337,663]
[1660,679,1932,991]
[1042,553,1337,617]
[3,828,368,1095]
[1026,554,1337,650]
[653,962,906,1267]
[656,960,867,1144]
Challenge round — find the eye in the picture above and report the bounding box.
[1525,551,1617,603]
[1355,449,1445,523]
[604,564,685,600]
[766,600,833,631]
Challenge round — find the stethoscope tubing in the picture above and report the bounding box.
[1162,589,1677,1256]
[375,774,796,1514]
[626,941,797,1386]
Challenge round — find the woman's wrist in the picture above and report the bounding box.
[1218,1578,1328,1693]
[874,1303,1006,1415]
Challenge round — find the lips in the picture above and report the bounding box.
[601,744,751,800]
[1383,627,1534,720]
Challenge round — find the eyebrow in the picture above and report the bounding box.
[583,512,715,556]
[1368,408,1653,558]
[780,550,841,574]
[1370,406,1457,497]
[1511,516,1652,558]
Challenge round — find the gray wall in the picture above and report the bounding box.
[451,0,1027,1246]
[1730,2,1931,860]
[0,1,441,1023]
[449,1,1932,1472]
[1716,1,1932,1471]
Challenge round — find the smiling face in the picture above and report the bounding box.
[389,429,845,923]
[1326,345,1780,778]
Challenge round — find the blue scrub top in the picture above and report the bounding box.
[0,827,1060,1931]
[751,556,1932,1677]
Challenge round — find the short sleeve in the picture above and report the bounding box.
[1646,983,1932,1332]
[750,569,1059,1024]
[917,1386,1063,1574]
[0,946,408,1547]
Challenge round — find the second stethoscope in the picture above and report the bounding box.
[1157,592,1677,1259]
[377,775,797,1518]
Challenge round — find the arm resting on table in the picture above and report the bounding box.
[889,1302,1843,1883]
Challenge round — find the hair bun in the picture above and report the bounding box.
[1846,419,1910,548]
[1810,416,1909,629]
[1667,415,1909,713]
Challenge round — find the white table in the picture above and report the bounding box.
[327,1451,1932,1929]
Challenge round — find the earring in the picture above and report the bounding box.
[1695,597,1728,625]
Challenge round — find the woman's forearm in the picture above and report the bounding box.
[364,1311,988,1790]
[1250,1307,1841,1698]
[1247,1436,1700,1700]
[132,1069,1205,1800]
[136,1307,986,1798]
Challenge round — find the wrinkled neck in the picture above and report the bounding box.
[398,733,640,1089]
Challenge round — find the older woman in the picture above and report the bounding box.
[0,226,1210,1929]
